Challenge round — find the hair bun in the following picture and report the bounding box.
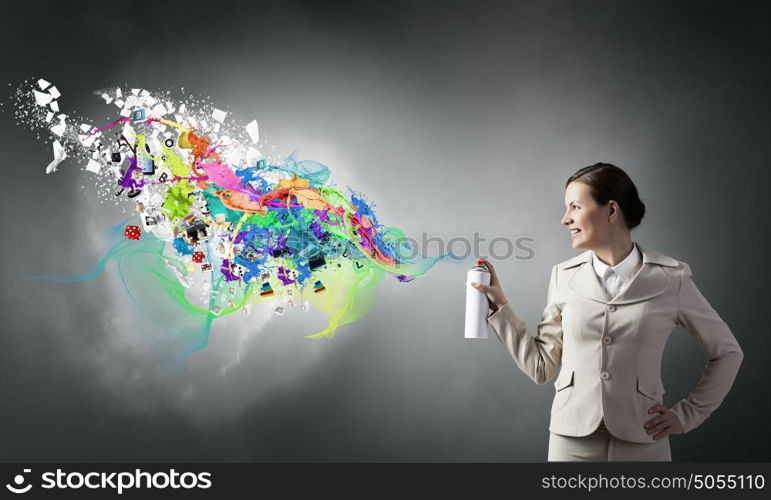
[566,163,645,229]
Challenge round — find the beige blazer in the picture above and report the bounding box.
[487,244,743,443]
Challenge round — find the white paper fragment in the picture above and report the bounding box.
[45,140,67,174]
[79,133,98,148]
[114,99,124,108]
[48,86,60,99]
[119,107,131,118]
[214,123,221,133]
[124,95,141,108]
[80,123,92,133]
[245,120,259,144]
[245,147,262,165]
[34,90,53,106]
[122,123,136,145]
[45,112,54,123]
[146,136,161,156]
[101,93,112,104]
[49,101,59,112]
[37,78,51,90]
[212,108,228,123]
[131,88,140,95]
[152,220,174,241]
[85,159,102,173]
[152,103,168,116]
[115,88,123,98]
[50,118,66,137]
[178,103,186,114]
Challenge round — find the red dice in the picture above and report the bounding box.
[192,251,205,263]
[124,225,141,240]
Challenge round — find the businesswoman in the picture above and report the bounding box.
[471,163,743,461]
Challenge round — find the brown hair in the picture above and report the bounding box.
[566,163,646,229]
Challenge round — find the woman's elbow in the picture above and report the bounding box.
[531,365,557,385]
[719,342,744,371]
[734,344,744,365]
[729,335,744,363]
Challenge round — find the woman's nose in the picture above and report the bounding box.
[561,212,572,226]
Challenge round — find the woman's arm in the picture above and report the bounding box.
[669,263,744,433]
[481,264,563,385]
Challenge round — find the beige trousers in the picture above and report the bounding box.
[548,420,671,462]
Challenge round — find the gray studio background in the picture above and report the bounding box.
[0,0,768,461]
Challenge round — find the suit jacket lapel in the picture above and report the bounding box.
[565,244,678,305]
[610,264,669,304]
[568,259,611,304]
[610,244,678,304]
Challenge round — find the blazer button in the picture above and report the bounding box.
[607,305,616,312]
[603,336,611,344]
[600,371,610,380]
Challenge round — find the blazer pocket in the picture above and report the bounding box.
[552,370,575,411]
[636,377,663,401]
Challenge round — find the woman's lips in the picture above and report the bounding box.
[570,229,582,238]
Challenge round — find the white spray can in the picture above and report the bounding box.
[465,259,491,339]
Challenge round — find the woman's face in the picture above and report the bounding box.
[562,181,610,250]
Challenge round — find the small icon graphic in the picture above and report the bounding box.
[5,469,32,494]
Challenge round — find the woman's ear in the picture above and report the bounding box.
[608,201,620,222]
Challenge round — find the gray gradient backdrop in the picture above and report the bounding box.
[0,0,768,461]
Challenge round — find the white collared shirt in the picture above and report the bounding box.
[592,243,642,299]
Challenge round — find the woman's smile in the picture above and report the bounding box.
[562,181,611,250]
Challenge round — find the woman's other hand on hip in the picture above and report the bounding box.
[645,403,684,440]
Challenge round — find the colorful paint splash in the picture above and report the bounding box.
[12,78,443,350]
